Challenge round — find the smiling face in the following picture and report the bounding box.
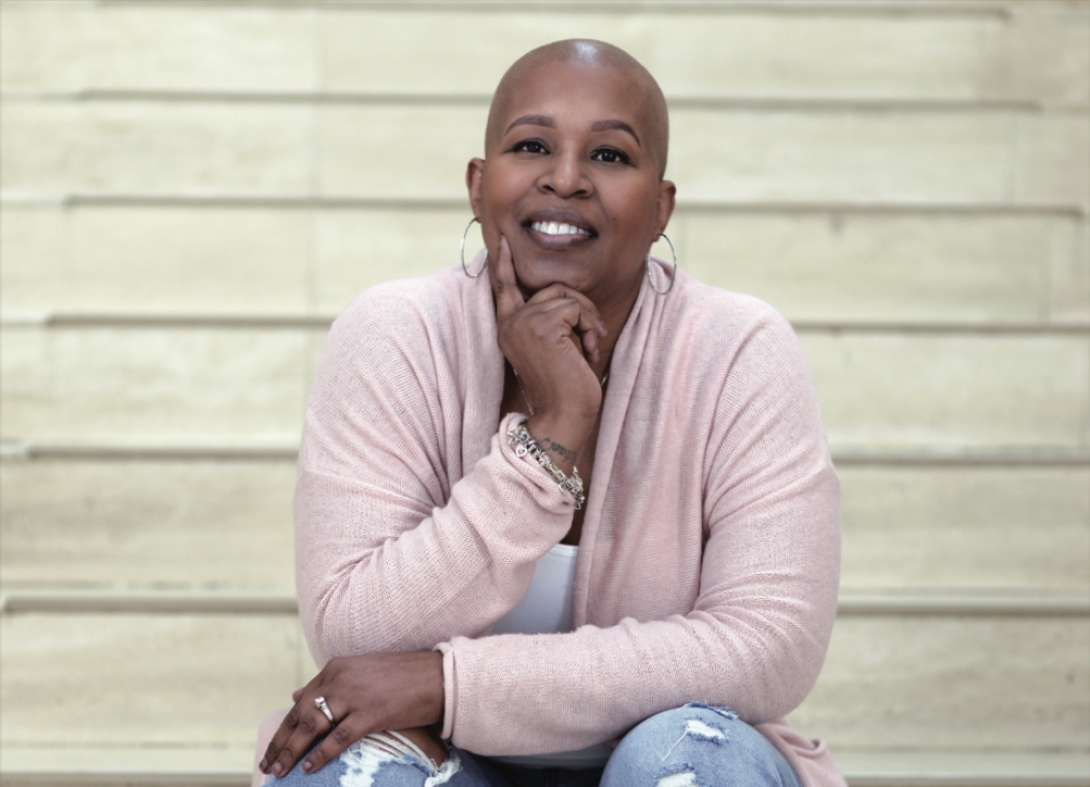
[467,45,675,317]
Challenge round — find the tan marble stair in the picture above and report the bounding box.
[0,589,1086,786]
[3,444,1087,595]
[2,2,1087,785]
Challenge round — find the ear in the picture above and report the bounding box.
[654,179,677,238]
[466,158,486,220]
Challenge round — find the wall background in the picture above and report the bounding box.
[2,1,1088,783]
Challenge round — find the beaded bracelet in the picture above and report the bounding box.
[506,423,585,510]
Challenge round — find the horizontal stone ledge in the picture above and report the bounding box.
[835,589,1090,617]
[0,443,299,461]
[833,749,1090,787]
[3,442,1086,466]
[2,747,1086,786]
[2,192,1085,217]
[0,88,1050,113]
[0,313,335,330]
[9,0,1015,18]
[1,591,298,615]
[794,322,1090,336]
[0,744,253,785]
[3,312,1087,336]
[831,448,1090,467]
[3,588,1086,617]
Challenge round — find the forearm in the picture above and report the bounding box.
[296,413,576,664]
[439,433,841,755]
[440,555,838,756]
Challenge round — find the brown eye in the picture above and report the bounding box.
[592,147,630,165]
[513,140,549,155]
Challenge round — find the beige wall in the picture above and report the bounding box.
[2,1,1088,779]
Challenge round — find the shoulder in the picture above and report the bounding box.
[666,271,801,361]
[311,266,491,399]
[321,265,490,360]
[332,266,471,339]
[649,272,819,431]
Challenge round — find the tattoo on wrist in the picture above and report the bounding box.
[537,436,577,462]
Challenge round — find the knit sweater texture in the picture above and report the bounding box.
[294,257,846,786]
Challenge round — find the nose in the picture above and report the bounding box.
[538,147,591,199]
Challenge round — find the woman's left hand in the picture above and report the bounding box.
[259,651,445,776]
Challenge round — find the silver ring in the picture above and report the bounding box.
[315,696,334,723]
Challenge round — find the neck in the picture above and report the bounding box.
[587,276,642,381]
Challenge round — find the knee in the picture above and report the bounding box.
[609,703,736,770]
[602,703,798,787]
[339,732,461,787]
[273,731,461,787]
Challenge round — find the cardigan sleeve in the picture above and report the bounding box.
[294,286,574,667]
[437,301,841,756]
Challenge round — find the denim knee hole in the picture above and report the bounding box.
[339,732,461,787]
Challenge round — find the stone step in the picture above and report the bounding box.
[0,456,297,590]
[835,750,1090,786]
[4,100,1085,209]
[0,611,310,749]
[2,1,1085,108]
[2,745,1089,787]
[4,587,1086,617]
[0,325,317,444]
[3,204,1086,326]
[1,746,1088,787]
[838,463,1090,590]
[792,608,1089,751]
[2,457,1086,592]
[2,601,1086,752]
[3,326,1086,447]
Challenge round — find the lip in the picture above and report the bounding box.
[521,208,597,249]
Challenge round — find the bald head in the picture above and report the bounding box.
[485,39,670,177]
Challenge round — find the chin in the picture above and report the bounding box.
[515,264,590,296]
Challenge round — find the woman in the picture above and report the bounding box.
[258,39,845,787]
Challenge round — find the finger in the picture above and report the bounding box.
[266,704,330,777]
[525,285,605,361]
[526,284,607,337]
[260,704,301,774]
[263,697,331,776]
[489,235,524,323]
[262,676,320,772]
[523,296,603,363]
[301,714,373,774]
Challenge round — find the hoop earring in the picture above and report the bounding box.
[647,233,678,294]
[461,218,488,278]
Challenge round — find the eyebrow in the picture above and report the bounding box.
[591,119,641,147]
[505,115,641,147]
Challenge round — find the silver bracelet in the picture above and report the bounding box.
[506,423,585,510]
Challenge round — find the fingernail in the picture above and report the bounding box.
[302,762,312,773]
[272,763,284,776]
[260,759,268,772]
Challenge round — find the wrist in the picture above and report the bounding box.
[416,651,445,728]
[524,414,591,476]
[508,422,586,509]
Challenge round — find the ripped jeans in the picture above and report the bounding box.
[270,703,802,787]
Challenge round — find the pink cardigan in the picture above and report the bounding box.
[293,258,846,785]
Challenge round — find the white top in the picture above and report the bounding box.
[491,542,578,635]
[488,543,613,768]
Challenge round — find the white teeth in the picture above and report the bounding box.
[532,221,590,237]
